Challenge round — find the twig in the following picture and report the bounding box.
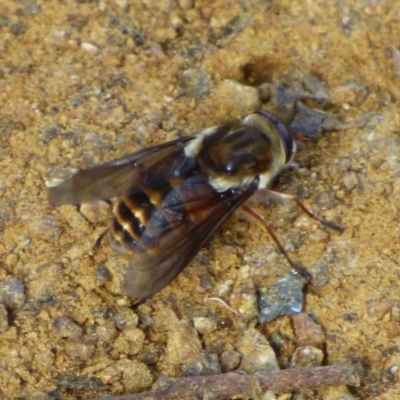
[257,363,359,391]
[94,364,359,400]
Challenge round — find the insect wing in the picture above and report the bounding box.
[48,135,194,206]
[124,176,258,300]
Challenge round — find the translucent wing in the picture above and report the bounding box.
[48,135,194,206]
[123,175,258,301]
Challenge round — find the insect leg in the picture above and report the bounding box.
[259,190,344,233]
[241,204,310,280]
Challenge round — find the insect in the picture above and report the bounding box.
[49,110,336,302]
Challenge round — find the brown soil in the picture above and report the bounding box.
[1,1,399,399]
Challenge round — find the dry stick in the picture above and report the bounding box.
[257,364,359,391]
[95,364,360,400]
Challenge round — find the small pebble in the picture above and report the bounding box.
[386,321,400,339]
[340,171,359,192]
[96,266,112,286]
[33,345,55,374]
[113,328,145,356]
[70,97,83,106]
[182,351,221,376]
[165,320,202,366]
[193,317,217,335]
[290,102,341,139]
[291,345,324,367]
[138,350,159,366]
[366,300,392,320]
[301,72,330,101]
[80,201,111,223]
[308,262,330,288]
[216,280,234,297]
[389,365,399,375]
[39,124,62,143]
[258,273,306,323]
[230,265,258,318]
[313,190,337,210]
[0,278,26,310]
[81,42,98,53]
[27,264,64,301]
[237,328,279,372]
[216,79,260,114]
[65,342,95,362]
[152,307,178,332]
[67,39,79,51]
[104,256,130,297]
[96,324,116,342]
[116,297,129,307]
[114,308,139,330]
[116,359,153,392]
[52,316,83,341]
[221,350,241,372]
[99,366,122,385]
[292,313,326,347]
[176,69,211,99]
[229,280,258,320]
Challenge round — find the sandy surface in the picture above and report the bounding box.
[1,0,400,399]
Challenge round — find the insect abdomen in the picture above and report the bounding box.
[108,158,198,253]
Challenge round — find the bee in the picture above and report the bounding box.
[49,110,315,301]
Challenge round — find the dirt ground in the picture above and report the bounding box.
[1,0,400,399]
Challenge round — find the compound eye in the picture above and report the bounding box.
[254,110,295,164]
[278,125,296,164]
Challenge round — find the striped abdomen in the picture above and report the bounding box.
[108,171,237,255]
